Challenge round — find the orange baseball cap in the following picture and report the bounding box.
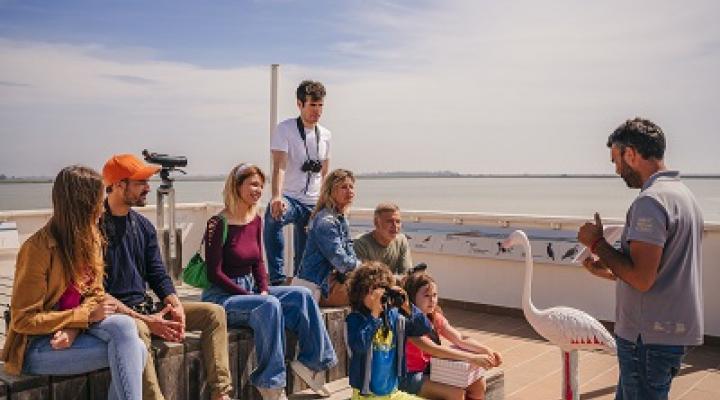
[102,154,161,186]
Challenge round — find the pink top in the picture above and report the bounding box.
[56,283,82,311]
[405,312,448,373]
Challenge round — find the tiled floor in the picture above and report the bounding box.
[442,306,720,399]
[306,306,720,400]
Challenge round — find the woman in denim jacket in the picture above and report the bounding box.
[293,169,360,302]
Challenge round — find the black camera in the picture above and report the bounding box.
[143,149,187,169]
[381,287,406,309]
[301,159,323,173]
[129,295,163,315]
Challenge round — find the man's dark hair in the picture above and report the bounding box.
[296,80,326,104]
[606,117,666,160]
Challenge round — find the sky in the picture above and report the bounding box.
[0,0,719,177]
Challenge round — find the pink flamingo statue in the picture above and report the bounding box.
[503,230,616,400]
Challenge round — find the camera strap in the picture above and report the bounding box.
[295,117,321,194]
[295,117,320,161]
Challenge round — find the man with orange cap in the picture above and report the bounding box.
[100,154,236,400]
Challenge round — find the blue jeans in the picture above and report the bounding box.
[264,195,313,284]
[23,314,146,400]
[202,276,337,389]
[615,335,685,400]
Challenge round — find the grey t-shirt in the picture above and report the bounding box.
[615,170,704,345]
[354,232,413,274]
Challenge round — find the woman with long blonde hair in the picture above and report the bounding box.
[1,165,146,400]
[293,169,360,304]
[201,163,336,400]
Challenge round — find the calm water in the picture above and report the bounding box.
[1,178,718,221]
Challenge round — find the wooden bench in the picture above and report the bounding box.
[0,307,350,400]
[0,306,505,400]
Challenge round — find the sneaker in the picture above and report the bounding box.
[256,387,287,400]
[290,360,331,397]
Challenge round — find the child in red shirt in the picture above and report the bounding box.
[400,272,502,400]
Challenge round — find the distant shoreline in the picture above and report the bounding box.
[2,173,719,183]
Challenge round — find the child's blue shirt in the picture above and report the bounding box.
[346,305,431,396]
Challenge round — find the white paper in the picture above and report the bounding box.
[573,224,624,264]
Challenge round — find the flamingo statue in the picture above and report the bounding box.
[502,230,616,400]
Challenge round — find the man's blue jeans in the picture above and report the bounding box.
[23,314,147,400]
[264,195,313,285]
[615,335,686,400]
[202,277,337,389]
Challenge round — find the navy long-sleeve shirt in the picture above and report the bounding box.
[102,209,176,307]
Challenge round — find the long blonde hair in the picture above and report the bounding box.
[311,168,355,219]
[222,163,265,215]
[49,165,105,291]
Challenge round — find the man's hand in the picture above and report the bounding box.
[269,197,287,220]
[50,328,80,350]
[582,257,617,280]
[578,212,604,248]
[167,302,186,340]
[145,305,184,342]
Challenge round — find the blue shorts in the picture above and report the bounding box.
[398,371,426,395]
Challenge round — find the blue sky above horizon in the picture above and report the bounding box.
[1,0,719,176]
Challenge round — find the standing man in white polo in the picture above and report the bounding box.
[265,80,331,286]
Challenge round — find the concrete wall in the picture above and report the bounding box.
[2,204,719,336]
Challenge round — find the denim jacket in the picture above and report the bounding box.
[297,207,360,296]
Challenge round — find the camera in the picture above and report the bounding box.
[129,295,163,315]
[143,149,187,169]
[301,159,323,173]
[381,286,406,309]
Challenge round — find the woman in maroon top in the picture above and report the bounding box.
[201,163,337,400]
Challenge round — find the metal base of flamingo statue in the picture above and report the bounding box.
[503,230,616,400]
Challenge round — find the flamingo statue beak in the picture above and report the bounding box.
[501,238,513,250]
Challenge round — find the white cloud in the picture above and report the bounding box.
[1,0,719,177]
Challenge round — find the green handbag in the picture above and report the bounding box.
[182,214,228,288]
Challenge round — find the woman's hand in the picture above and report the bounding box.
[88,301,110,323]
[50,328,80,350]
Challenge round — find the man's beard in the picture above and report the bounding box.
[619,159,643,188]
[123,190,148,207]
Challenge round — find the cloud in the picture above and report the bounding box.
[0,80,31,87]
[101,74,158,85]
[0,0,719,177]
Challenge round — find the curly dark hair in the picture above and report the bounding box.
[606,117,665,160]
[296,80,326,104]
[348,261,395,313]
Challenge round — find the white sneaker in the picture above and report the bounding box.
[289,360,331,397]
[256,387,288,400]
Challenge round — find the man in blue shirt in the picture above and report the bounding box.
[101,154,236,400]
[578,118,704,400]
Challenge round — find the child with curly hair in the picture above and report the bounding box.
[346,262,432,400]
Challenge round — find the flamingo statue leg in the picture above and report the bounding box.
[562,350,579,400]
